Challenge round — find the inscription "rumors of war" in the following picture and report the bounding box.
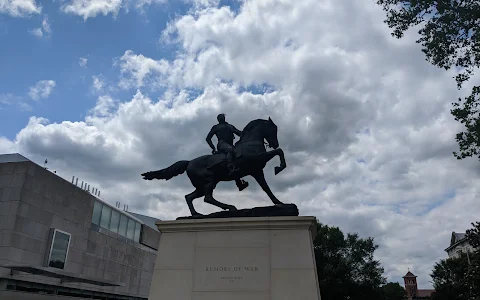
[205,266,259,272]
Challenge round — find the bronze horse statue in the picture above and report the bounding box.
[141,117,287,216]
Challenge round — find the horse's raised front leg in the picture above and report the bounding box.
[252,170,284,205]
[253,148,287,175]
[273,148,287,175]
[204,181,237,211]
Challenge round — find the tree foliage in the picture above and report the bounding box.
[381,282,407,300]
[430,252,480,300]
[313,219,387,300]
[430,220,480,300]
[466,221,480,249]
[376,0,480,160]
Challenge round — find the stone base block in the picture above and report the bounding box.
[148,216,321,300]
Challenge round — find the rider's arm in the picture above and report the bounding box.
[231,125,242,137]
[206,127,216,151]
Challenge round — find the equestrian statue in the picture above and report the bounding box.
[141,116,292,218]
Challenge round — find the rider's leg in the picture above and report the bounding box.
[223,145,248,190]
[226,149,234,166]
[226,148,239,173]
[219,141,242,177]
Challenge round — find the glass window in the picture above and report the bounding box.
[109,210,120,233]
[100,205,111,229]
[48,230,71,269]
[118,214,128,237]
[134,222,141,242]
[92,201,102,225]
[127,218,135,240]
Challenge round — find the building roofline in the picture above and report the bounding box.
[95,198,144,225]
[0,153,143,225]
[445,232,468,252]
[0,153,30,163]
[403,271,417,278]
[444,239,467,252]
[127,212,160,231]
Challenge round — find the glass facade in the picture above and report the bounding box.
[127,218,135,240]
[109,210,120,233]
[134,222,141,242]
[91,200,141,243]
[119,214,128,237]
[100,205,111,229]
[48,230,71,269]
[92,201,102,225]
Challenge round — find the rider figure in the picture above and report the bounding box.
[206,113,248,190]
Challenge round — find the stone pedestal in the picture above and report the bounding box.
[148,216,321,300]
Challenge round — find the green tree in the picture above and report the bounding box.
[376,0,480,160]
[466,221,480,249]
[381,282,407,300]
[313,220,386,300]
[465,221,480,300]
[430,252,475,300]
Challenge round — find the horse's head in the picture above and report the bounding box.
[264,117,279,149]
[241,117,279,149]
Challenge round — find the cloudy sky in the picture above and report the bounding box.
[1,0,479,289]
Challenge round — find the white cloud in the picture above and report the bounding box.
[29,16,51,38]
[89,95,116,117]
[181,0,220,12]
[79,57,88,67]
[0,93,15,105]
[29,27,43,37]
[61,0,124,20]
[0,93,33,111]
[59,0,168,20]
[115,50,169,89]
[42,16,51,34]
[92,75,104,91]
[135,0,167,10]
[0,0,41,17]
[3,0,480,290]
[18,102,33,111]
[28,80,56,100]
[0,136,16,153]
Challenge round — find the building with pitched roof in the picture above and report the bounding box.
[403,270,435,299]
[444,231,475,258]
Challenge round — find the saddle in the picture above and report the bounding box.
[206,153,227,169]
[206,150,242,169]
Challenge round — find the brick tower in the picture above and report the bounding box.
[403,270,418,299]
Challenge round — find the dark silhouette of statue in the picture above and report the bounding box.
[142,117,295,218]
[206,113,248,191]
[207,113,241,173]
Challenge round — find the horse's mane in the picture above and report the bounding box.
[242,119,264,133]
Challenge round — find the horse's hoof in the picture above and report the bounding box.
[227,205,237,211]
[238,182,249,191]
[274,166,285,175]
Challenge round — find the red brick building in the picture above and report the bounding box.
[403,271,435,299]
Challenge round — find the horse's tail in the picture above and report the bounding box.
[141,160,190,181]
